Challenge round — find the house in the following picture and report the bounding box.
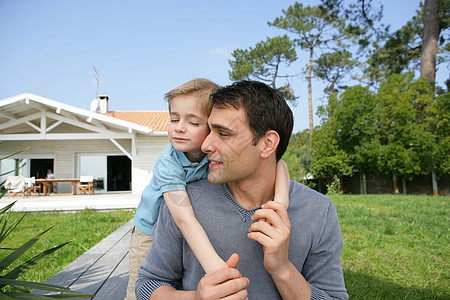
[0,93,170,195]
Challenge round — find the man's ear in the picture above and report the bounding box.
[260,130,280,159]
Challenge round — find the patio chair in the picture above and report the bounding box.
[78,176,94,195]
[5,175,26,198]
[25,177,41,197]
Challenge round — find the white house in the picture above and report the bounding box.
[0,93,170,195]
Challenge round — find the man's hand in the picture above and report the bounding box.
[195,253,249,300]
[248,201,311,300]
[247,201,291,276]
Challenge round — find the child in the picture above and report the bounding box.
[125,78,290,299]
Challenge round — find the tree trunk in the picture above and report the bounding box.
[307,48,314,144]
[432,171,438,196]
[271,58,279,88]
[360,172,367,194]
[393,174,399,194]
[421,0,440,196]
[402,177,407,195]
[420,0,440,84]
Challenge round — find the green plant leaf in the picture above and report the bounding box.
[0,292,15,299]
[0,278,92,298]
[0,278,73,293]
[1,241,72,284]
[0,168,22,177]
[0,160,27,178]
[0,226,53,272]
[0,148,29,161]
[0,202,17,215]
[6,282,28,293]
[0,211,28,246]
[0,146,29,178]
[35,294,92,299]
[2,292,91,299]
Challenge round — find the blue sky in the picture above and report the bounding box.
[0,0,445,133]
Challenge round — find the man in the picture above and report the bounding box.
[136,81,348,299]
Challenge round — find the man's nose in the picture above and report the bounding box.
[201,133,214,153]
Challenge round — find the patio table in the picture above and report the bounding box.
[35,178,80,195]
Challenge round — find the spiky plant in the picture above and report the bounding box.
[0,144,91,298]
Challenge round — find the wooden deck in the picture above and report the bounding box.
[33,219,134,299]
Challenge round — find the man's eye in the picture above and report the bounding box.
[219,131,228,137]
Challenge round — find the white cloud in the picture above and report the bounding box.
[209,47,228,56]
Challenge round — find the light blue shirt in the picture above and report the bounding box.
[133,144,209,236]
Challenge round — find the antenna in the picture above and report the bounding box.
[92,65,101,100]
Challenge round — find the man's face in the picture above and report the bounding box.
[201,106,262,185]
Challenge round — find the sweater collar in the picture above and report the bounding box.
[220,184,260,222]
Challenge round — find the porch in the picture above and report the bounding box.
[8,192,140,212]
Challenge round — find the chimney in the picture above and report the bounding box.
[98,95,109,113]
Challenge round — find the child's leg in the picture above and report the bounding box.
[274,159,290,208]
[164,191,228,274]
[125,227,153,300]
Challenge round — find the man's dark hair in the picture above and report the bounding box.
[210,80,294,161]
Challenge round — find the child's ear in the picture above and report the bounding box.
[260,130,280,159]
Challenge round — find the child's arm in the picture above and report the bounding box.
[163,190,228,274]
[274,159,290,208]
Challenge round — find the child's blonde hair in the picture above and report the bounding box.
[164,78,218,116]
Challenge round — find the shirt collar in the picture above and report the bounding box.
[175,150,208,168]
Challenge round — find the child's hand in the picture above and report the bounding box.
[195,253,249,299]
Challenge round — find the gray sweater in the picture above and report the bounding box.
[136,180,348,300]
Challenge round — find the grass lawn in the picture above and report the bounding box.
[0,208,135,285]
[331,194,449,299]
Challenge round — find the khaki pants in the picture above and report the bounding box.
[124,226,153,300]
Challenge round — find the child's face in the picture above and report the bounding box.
[168,95,210,163]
